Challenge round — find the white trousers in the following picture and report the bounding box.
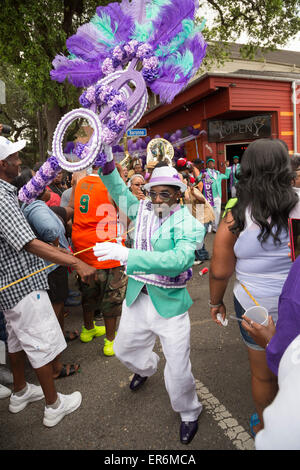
[4,290,66,369]
[114,293,202,421]
[212,196,221,232]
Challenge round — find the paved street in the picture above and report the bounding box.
[0,233,256,451]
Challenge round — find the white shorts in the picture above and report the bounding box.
[212,196,221,231]
[3,290,67,369]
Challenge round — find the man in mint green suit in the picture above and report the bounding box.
[226,156,240,198]
[93,150,205,445]
[202,157,229,232]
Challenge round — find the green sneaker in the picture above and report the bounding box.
[80,322,106,343]
[103,337,115,356]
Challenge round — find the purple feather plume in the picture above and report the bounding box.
[50,0,207,102]
[120,0,150,24]
[148,0,196,50]
[50,59,104,87]
[187,32,207,63]
[67,33,108,62]
[148,65,190,104]
[52,54,72,69]
[95,2,134,45]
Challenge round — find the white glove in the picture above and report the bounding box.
[103,144,113,162]
[93,242,129,264]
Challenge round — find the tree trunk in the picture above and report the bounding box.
[37,108,45,160]
[44,103,63,152]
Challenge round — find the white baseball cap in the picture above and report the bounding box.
[0,136,26,161]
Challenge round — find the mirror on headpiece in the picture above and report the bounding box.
[146,138,174,166]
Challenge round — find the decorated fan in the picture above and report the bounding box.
[18,0,207,202]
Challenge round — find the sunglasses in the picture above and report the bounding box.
[149,190,174,202]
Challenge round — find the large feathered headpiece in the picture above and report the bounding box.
[51,0,207,104]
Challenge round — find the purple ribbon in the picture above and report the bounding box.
[149,176,180,184]
[201,171,214,207]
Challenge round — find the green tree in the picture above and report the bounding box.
[199,0,300,68]
[0,63,40,165]
[204,0,299,51]
[0,64,35,139]
[0,0,299,153]
[0,0,113,153]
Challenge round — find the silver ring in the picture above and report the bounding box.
[250,320,254,326]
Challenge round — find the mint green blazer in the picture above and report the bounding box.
[206,169,230,199]
[226,163,240,186]
[99,168,205,318]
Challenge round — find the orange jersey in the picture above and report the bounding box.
[72,174,125,269]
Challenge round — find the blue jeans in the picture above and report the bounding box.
[195,223,210,261]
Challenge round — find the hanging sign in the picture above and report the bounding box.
[208,115,272,142]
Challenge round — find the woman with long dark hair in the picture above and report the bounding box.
[209,139,300,437]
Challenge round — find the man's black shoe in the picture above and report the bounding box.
[129,373,148,391]
[180,420,198,445]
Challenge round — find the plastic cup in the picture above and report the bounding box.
[244,306,268,325]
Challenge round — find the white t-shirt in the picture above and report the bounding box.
[233,202,300,320]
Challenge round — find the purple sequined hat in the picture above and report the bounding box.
[144,166,187,193]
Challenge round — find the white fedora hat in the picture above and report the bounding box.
[0,136,26,161]
[144,166,187,193]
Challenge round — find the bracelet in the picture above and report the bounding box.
[208,300,223,308]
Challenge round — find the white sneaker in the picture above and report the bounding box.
[43,391,82,427]
[0,383,11,399]
[9,383,44,413]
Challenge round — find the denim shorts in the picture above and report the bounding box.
[233,296,264,351]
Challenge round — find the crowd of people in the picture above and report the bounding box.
[0,128,300,449]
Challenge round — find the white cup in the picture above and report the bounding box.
[244,305,268,325]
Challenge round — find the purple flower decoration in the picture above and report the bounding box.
[136,43,153,58]
[102,58,115,75]
[85,86,96,103]
[79,91,91,108]
[74,142,86,159]
[112,45,124,61]
[143,67,159,84]
[112,101,127,113]
[79,83,128,146]
[102,127,117,144]
[93,151,107,168]
[18,155,61,203]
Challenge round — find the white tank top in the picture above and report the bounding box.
[233,200,300,318]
